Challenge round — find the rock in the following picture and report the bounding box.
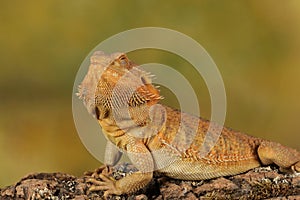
[1,165,299,200]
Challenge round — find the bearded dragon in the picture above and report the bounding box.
[77,51,300,197]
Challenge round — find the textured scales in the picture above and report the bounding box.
[78,51,300,197]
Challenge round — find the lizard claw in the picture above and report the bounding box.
[86,165,112,178]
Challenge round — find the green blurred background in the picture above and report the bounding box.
[1,1,300,187]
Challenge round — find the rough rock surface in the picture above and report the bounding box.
[1,164,299,200]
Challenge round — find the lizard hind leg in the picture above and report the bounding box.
[257,140,300,173]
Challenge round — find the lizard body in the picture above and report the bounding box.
[77,51,300,197]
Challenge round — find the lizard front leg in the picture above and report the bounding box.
[88,140,154,197]
[258,140,300,172]
[88,140,122,178]
[89,171,153,197]
[87,140,122,195]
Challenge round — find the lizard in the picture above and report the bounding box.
[77,51,300,197]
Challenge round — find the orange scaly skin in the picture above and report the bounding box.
[78,51,300,198]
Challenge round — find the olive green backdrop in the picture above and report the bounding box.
[1,1,300,187]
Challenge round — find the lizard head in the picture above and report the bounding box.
[77,51,163,120]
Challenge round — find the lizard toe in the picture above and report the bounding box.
[293,161,300,172]
[90,165,112,178]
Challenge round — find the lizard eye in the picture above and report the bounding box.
[119,56,128,67]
